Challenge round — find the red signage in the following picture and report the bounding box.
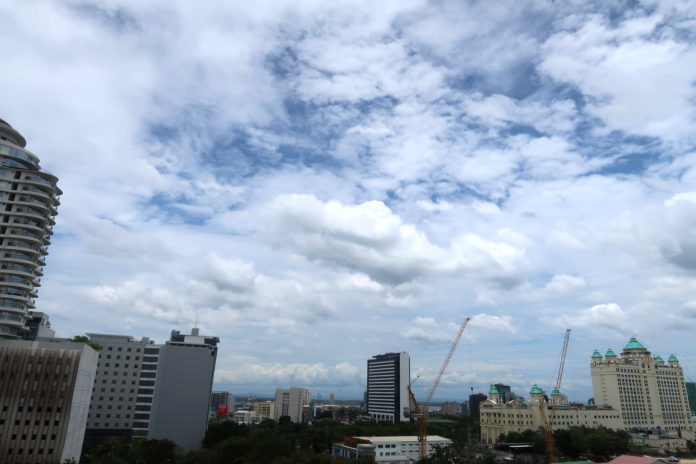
[217,404,228,416]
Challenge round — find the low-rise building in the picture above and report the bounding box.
[332,435,452,463]
[480,385,622,444]
[232,410,261,425]
[253,401,275,420]
[441,401,462,416]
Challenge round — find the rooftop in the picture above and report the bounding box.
[624,337,647,350]
[607,455,661,464]
[353,436,452,443]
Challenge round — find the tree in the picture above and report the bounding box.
[72,335,102,351]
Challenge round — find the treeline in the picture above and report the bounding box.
[74,416,477,464]
[499,426,632,460]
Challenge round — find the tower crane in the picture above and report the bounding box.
[408,317,471,460]
[540,329,571,464]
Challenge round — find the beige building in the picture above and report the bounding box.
[274,387,310,423]
[480,385,622,444]
[591,337,694,439]
[0,339,98,463]
[253,401,275,419]
[480,337,695,447]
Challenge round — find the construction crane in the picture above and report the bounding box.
[541,328,571,464]
[409,317,471,460]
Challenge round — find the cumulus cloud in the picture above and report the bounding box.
[549,303,634,338]
[216,362,363,386]
[539,14,696,140]
[266,194,526,286]
[544,274,587,294]
[5,0,696,400]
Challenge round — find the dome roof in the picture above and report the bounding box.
[551,389,561,396]
[668,354,679,362]
[624,337,646,350]
[592,350,602,358]
[605,348,616,357]
[655,355,664,363]
[489,385,500,394]
[530,385,543,395]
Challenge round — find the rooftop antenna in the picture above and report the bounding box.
[191,311,200,336]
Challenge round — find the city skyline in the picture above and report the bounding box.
[2,1,696,402]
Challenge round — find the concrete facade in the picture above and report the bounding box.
[147,331,219,450]
[0,339,98,463]
[86,329,219,451]
[210,391,235,417]
[590,338,694,439]
[479,390,622,444]
[274,387,311,423]
[253,401,275,420]
[366,352,410,423]
[0,120,61,340]
[85,333,154,441]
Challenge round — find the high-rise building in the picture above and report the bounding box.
[685,382,696,416]
[0,119,61,339]
[468,393,487,418]
[210,391,235,417]
[21,311,55,340]
[84,334,155,444]
[0,339,98,463]
[366,352,410,423]
[493,383,516,403]
[85,328,219,451]
[274,387,311,423]
[591,338,694,439]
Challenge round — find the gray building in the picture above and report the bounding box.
[21,311,55,341]
[147,329,219,450]
[0,119,61,339]
[86,329,219,450]
[493,384,516,403]
[468,393,487,418]
[0,339,98,463]
[366,352,410,423]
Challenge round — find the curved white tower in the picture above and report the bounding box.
[0,119,60,339]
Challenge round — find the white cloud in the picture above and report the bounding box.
[550,303,633,336]
[266,194,527,287]
[539,14,696,140]
[544,274,587,294]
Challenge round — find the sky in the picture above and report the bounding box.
[2,0,696,403]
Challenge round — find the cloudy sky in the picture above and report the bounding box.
[3,0,696,402]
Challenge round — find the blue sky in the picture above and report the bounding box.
[3,0,696,402]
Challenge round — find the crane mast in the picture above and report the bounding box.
[410,317,471,460]
[542,328,571,464]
